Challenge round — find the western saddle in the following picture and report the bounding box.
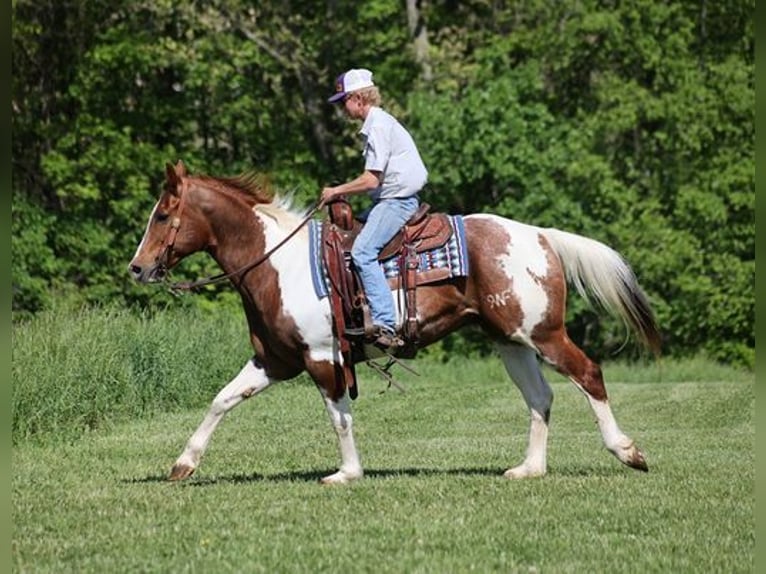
[321,198,453,399]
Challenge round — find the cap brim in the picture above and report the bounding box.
[327,92,346,103]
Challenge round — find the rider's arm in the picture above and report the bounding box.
[321,170,381,202]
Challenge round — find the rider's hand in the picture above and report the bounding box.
[321,187,340,204]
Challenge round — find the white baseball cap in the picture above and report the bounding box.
[327,68,375,103]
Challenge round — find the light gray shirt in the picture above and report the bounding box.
[360,106,428,201]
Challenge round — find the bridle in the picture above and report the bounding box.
[156,178,191,277]
[157,177,323,292]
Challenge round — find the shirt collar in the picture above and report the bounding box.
[359,106,381,137]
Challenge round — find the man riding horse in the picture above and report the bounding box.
[320,68,428,351]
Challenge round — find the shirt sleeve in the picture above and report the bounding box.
[363,125,390,172]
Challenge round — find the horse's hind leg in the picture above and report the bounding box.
[536,332,648,472]
[496,343,553,479]
[169,357,275,481]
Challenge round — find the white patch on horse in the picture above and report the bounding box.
[131,202,159,260]
[318,389,363,483]
[170,358,275,478]
[255,205,337,364]
[474,214,551,342]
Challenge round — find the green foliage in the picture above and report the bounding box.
[11,193,61,317]
[410,0,754,366]
[12,0,754,367]
[12,303,251,444]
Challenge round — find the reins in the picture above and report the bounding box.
[166,186,324,293]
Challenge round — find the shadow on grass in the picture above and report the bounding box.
[123,464,632,486]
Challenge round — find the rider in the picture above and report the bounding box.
[321,68,428,350]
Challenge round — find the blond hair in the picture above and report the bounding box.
[353,86,381,107]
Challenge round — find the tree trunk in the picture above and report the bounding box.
[406,0,432,82]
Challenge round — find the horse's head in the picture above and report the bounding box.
[129,160,208,283]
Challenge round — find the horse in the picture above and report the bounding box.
[129,160,661,484]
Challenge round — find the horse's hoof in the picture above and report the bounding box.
[626,448,649,472]
[168,463,196,481]
[319,469,362,485]
[503,465,545,479]
[612,441,649,472]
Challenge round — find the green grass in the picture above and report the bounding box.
[12,304,252,444]
[12,306,754,571]
[12,303,753,445]
[13,366,754,573]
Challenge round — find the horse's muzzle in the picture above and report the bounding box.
[128,262,166,283]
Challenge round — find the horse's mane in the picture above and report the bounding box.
[193,171,309,225]
[195,172,275,204]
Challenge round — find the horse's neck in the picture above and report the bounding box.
[207,195,315,352]
[199,187,308,289]
[194,185,266,272]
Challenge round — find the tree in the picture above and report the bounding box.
[12,0,754,367]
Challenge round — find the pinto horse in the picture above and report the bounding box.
[129,161,660,484]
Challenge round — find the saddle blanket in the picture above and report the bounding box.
[308,215,469,299]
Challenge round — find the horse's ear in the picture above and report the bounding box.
[165,162,180,195]
[174,160,187,177]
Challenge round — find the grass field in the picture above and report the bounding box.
[12,359,754,573]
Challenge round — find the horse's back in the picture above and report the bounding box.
[461,214,566,340]
[463,213,562,282]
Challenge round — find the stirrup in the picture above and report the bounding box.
[343,327,367,338]
[370,326,403,350]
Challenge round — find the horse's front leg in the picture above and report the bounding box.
[318,389,364,484]
[169,357,275,481]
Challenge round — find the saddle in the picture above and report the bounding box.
[321,198,453,398]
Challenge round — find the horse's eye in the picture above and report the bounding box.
[155,212,170,223]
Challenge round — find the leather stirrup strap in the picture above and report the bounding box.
[403,237,420,343]
[323,225,358,399]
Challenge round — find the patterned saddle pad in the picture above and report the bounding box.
[308,215,469,299]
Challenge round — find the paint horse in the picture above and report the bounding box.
[129,161,661,484]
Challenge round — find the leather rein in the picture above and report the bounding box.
[159,177,323,292]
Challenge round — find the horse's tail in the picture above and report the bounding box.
[541,228,662,356]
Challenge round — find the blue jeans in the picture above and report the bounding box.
[351,196,419,330]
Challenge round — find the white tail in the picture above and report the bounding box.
[541,228,661,354]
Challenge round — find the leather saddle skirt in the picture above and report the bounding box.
[327,199,453,261]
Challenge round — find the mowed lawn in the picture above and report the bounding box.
[13,364,754,573]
